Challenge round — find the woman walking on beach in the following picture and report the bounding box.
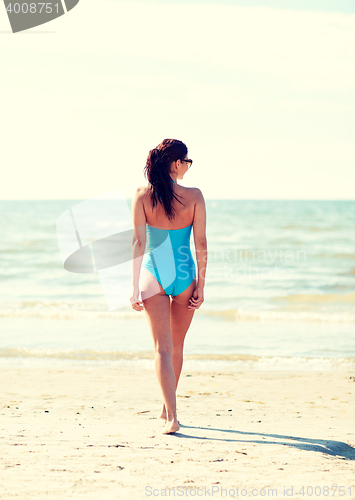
[130,139,207,434]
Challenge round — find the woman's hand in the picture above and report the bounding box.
[188,287,204,310]
[130,286,144,311]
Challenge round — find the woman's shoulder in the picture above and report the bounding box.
[183,186,205,201]
[134,186,151,198]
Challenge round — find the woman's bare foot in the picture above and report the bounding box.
[163,418,180,434]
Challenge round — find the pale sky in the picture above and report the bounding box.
[0,0,354,200]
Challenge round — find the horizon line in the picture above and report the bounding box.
[0,198,354,202]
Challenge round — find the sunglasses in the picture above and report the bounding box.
[181,159,193,169]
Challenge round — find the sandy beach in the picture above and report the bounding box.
[1,366,354,499]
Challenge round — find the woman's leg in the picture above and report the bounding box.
[141,275,179,434]
[160,278,197,420]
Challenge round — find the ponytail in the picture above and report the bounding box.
[144,139,187,221]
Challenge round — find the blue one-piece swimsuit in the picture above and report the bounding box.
[142,224,196,296]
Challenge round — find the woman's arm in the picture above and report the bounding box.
[130,188,147,311]
[189,188,207,310]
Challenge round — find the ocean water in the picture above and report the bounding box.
[1,199,354,371]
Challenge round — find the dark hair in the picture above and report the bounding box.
[144,138,187,221]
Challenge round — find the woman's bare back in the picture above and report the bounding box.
[140,184,198,229]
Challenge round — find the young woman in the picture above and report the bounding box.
[130,138,207,434]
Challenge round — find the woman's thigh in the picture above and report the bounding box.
[141,270,172,351]
[170,278,197,348]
